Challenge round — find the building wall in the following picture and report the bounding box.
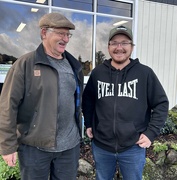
[137,0,177,109]
[146,0,177,6]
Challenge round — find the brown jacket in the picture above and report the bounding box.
[0,43,83,155]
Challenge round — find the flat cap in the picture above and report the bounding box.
[39,12,75,30]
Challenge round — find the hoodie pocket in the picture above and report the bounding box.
[95,118,114,142]
[117,121,139,147]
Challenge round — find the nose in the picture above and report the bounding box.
[115,43,123,48]
[62,35,70,42]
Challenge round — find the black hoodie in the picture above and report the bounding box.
[82,58,169,153]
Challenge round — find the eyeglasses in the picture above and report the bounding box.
[47,28,72,38]
[109,41,133,48]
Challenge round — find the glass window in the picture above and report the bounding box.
[0,1,49,83]
[95,16,132,66]
[53,0,93,12]
[52,9,93,76]
[97,0,132,17]
[0,1,48,60]
[14,0,48,5]
[0,0,134,78]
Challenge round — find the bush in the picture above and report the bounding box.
[160,117,177,135]
[0,156,20,180]
[152,141,168,153]
[168,109,177,125]
[160,110,177,135]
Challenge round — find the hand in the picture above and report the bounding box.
[86,128,93,139]
[2,152,17,167]
[136,134,151,148]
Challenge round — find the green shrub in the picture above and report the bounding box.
[160,117,177,135]
[168,109,177,125]
[0,156,20,180]
[160,109,177,135]
[170,143,177,151]
[153,141,168,153]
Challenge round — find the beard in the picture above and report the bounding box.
[112,55,131,65]
[110,50,132,64]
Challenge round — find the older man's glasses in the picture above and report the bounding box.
[109,41,133,48]
[47,28,72,38]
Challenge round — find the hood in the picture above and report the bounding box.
[103,58,140,85]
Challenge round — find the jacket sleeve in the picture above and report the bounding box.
[143,69,169,142]
[0,64,24,155]
[82,74,96,128]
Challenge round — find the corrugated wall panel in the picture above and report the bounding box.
[151,4,161,76]
[146,2,155,67]
[137,0,177,109]
[169,6,177,108]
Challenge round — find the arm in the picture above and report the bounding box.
[82,75,96,130]
[0,64,24,155]
[143,69,169,142]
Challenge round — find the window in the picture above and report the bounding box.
[53,0,93,11]
[0,0,135,80]
[14,0,48,5]
[97,0,132,17]
[95,16,133,66]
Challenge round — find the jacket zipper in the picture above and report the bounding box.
[49,65,59,149]
[113,70,120,152]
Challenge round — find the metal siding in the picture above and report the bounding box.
[146,2,156,67]
[169,6,177,109]
[137,0,177,109]
[146,0,177,6]
[158,4,167,83]
[152,4,161,76]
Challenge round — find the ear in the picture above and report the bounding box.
[41,28,48,39]
[131,44,135,51]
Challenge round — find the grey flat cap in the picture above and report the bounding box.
[39,12,75,30]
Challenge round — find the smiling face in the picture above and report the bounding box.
[108,34,134,69]
[41,27,71,59]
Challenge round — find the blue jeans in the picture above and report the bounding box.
[18,144,80,180]
[92,142,146,180]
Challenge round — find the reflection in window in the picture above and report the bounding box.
[53,0,93,12]
[53,11,93,76]
[97,0,132,17]
[0,0,134,76]
[96,16,132,66]
[0,1,48,60]
[14,0,48,5]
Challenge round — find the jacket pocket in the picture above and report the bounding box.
[24,110,38,136]
[95,118,114,141]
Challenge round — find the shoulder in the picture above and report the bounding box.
[11,51,35,71]
[135,60,154,74]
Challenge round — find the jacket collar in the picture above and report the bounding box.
[34,43,82,73]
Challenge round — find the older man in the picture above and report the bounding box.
[0,12,83,180]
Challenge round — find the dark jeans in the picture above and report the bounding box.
[18,144,80,180]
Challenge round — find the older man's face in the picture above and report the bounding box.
[41,27,72,59]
